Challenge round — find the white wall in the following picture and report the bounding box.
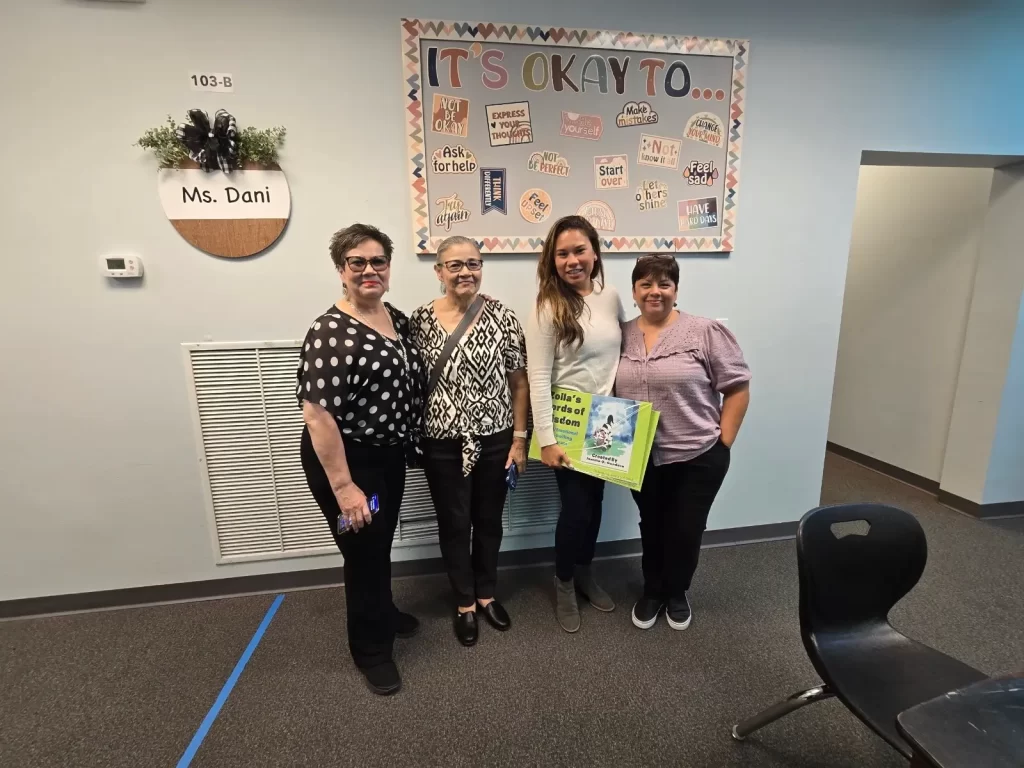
[2,0,1023,601]
[985,292,1024,505]
[827,166,993,481]
[983,290,1024,507]
[942,167,1024,504]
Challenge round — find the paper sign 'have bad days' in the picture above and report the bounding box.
[403,19,747,254]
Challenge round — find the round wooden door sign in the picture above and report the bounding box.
[157,161,290,258]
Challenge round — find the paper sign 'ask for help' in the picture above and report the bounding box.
[529,388,660,491]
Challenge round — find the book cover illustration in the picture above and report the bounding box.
[581,395,638,472]
[529,388,659,491]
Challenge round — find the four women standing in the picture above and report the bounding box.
[299,221,750,693]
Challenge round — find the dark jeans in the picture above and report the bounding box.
[631,440,731,600]
[422,430,512,608]
[554,470,606,582]
[300,427,406,669]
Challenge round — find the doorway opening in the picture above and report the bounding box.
[823,151,1024,525]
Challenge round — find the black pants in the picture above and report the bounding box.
[422,430,512,608]
[554,470,606,582]
[300,427,405,669]
[631,440,731,600]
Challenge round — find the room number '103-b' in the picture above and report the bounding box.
[189,73,235,93]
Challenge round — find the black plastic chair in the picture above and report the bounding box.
[731,503,987,758]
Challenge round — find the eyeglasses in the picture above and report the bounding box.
[636,254,675,264]
[441,259,483,273]
[345,256,390,272]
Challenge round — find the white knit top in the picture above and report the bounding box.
[525,283,624,447]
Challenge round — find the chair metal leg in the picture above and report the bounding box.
[732,684,834,741]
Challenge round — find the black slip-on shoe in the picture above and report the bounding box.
[477,600,511,631]
[361,661,401,695]
[454,609,478,646]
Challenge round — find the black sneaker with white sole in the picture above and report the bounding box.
[631,597,664,629]
[666,595,692,630]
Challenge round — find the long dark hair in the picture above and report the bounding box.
[536,215,604,349]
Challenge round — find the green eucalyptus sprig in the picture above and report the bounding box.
[237,125,287,167]
[135,114,286,168]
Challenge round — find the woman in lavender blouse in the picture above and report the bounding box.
[615,254,751,632]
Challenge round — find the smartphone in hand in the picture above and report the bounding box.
[338,494,379,535]
[505,463,519,491]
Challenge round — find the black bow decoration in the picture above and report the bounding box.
[176,109,238,172]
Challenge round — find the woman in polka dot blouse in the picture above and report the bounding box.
[297,223,424,696]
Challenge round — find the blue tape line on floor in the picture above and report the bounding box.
[177,593,285,767]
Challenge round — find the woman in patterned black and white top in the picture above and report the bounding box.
[297,223,424,697]
[410,236,529,647]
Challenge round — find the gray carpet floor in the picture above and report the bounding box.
[1,453,1022,767]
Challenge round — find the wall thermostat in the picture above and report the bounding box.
[102,255,143,278]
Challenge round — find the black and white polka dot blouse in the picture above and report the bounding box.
[296,304,423,446]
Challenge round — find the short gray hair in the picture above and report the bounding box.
[436,235,480,264]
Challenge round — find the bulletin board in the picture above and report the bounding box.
[402,19,748,254]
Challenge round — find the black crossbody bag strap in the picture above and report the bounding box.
[427,295,486,396]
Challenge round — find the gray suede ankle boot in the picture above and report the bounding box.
[576,565,615,612]
[554,576,581,633]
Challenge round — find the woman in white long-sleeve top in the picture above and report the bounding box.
[525,215,625,633]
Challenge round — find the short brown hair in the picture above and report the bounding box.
[329,224,394,271]
[631,254,679,287]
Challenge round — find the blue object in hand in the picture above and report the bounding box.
[338,494,379,535]
[506,463,519,491]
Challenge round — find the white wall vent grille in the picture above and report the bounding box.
[184,342,560,563]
